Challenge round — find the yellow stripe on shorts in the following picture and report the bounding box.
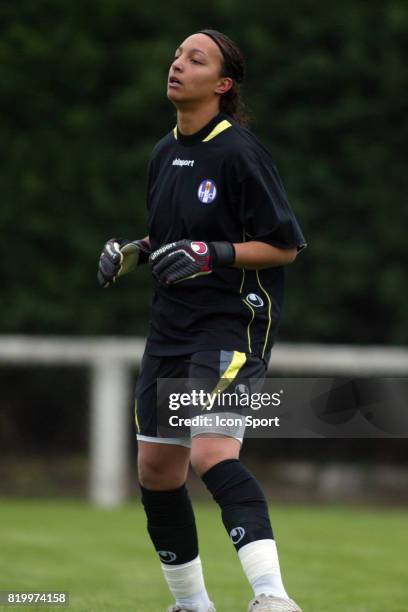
[134,399,140,433]
[201,350,247,410]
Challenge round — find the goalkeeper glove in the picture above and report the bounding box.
[97,238,150,288]
[150,239,235,286]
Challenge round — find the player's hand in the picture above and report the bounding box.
[149,239,235,286]
[97,239,123,288]
[119,239,151,274]
[97,238,151,288]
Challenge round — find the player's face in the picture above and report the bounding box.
[167,34,231,107]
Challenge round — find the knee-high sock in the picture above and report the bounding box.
[140,484,198,565]
[202,459,288,598]
[140,484,212,609]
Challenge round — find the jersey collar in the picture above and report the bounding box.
[173,112,232,146]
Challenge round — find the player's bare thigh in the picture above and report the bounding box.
[190,435,241,477]
[138,441,190,490]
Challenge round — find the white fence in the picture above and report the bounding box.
[1,336,407,506]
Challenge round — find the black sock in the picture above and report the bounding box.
[140,484,198,564]
[202,458,273,551]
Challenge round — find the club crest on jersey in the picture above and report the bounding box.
[197,179,217,203]
[245,293,264,308]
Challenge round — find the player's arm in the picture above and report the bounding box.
[149,239,299,286]
[97,236,151,288]
[232,241,298,269]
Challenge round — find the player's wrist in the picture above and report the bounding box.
[209,241,235,268]
[133,239,151,266]
[119,238,151,275]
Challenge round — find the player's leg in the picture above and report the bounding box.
[192,441,300,611]
[189,350,302,612]
[136,353,215,612]
[138,441,215,612]
[138,439,189,490]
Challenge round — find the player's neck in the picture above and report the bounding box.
[176,105,221,136]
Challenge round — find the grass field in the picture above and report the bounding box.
[0,499,406,612]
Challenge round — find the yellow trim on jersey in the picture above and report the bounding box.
[202,119,232,142]
[201,350,247,410]
[173,119,231,142]
[240,268,255,354]
[256,269,272,359]
[134,400,140,433]
[240,268,246,293]
[242,299,255,354]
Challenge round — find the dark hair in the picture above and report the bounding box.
[196,29,251,127]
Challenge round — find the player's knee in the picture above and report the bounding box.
[190,448,233,477]
[138,455,184,490]
[138,457,159,489]
[190,436,240,477]
[137,441,189,489]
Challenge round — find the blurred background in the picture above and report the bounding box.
[1,0,408,506]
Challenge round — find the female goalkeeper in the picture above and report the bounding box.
[97,29,305,612]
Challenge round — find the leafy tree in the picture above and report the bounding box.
[1,0,407,343]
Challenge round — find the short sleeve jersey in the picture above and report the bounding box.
[145,112,306,360]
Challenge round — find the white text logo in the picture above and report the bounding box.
[172,158,195,167]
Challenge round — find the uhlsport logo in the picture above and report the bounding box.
[230,527,246,545]
[245,293,264,308]
[190,241,208,255]
[198,179,217,203]
[158,550,177,563]
[172,158,194,167]
[235,383,250,395]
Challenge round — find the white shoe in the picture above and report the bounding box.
[166,603,216,612]
[247,593,302,611]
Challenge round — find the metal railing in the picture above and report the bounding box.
[1,336,407,506]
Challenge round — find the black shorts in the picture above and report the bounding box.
[135,350,267,447]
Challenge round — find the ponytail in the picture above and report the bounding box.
[197,29,251,127]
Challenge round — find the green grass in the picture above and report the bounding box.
[0,499,407,611]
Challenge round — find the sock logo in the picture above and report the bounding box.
[230,527,246,545]
[158,550,177,563]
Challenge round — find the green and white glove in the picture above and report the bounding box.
[97,238,151,288]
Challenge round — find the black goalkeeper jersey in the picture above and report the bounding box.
[144,112,306,360]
